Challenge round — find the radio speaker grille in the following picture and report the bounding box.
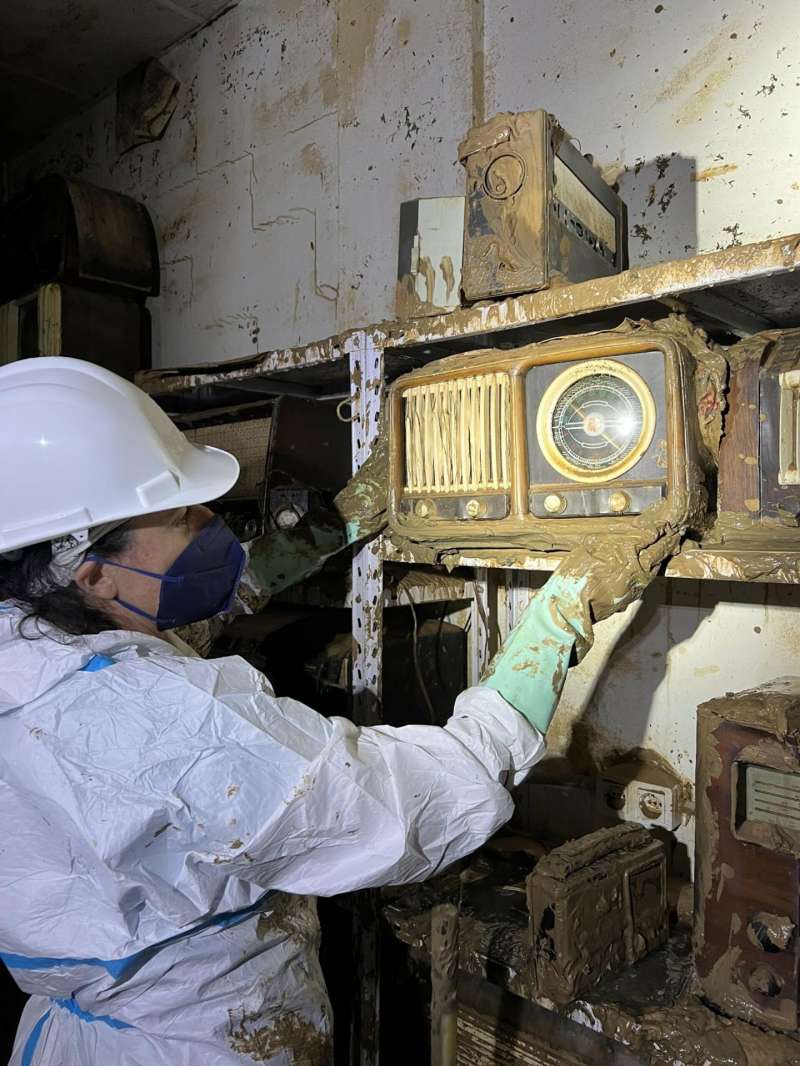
[403,373,511,494]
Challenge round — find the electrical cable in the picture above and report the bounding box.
[404,590,437,724]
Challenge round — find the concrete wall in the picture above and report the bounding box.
[7,0,800,856]
[485,0,800,265]
[6,0,475,366]
[7,0,798,367]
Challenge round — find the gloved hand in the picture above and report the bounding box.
[332,431,388,545]
[245,432,388,600]
[480,524,681,734]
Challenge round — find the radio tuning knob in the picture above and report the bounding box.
[608,491,630,514]
[465,498,486,519]
[543,493,567,515]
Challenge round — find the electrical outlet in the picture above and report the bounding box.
[597,762,683,831]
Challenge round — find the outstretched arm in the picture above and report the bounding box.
[480,526,681,733]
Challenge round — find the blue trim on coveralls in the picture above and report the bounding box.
[51,998,133,1029]
[10,896,275,1063]
[20,1010,51,1066]
[2,890,276,978]
[80,654,116,672]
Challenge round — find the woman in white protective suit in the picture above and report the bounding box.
[0,357,679,1065]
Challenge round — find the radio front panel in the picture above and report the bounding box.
[388,328,711,552]
[527,349,667,519]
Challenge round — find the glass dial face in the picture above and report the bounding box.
[537,360,656,483]
[553,374,643,472]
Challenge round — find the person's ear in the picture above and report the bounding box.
[74,559,118,602]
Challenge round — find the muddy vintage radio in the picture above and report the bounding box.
[459,110,628,302]
[695,679,800,1032]
[388,322,723,552]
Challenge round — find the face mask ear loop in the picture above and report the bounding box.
[86,555,184,584]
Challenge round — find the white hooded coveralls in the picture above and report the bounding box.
[0,605,544,1065]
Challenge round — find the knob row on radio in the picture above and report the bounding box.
[413,491,632,519]
[543,490,631,515]
[415,498,486,519]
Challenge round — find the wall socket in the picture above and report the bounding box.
[596,762,684,831]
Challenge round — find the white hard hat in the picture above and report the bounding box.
[0,357,240,554]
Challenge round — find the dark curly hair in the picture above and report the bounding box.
[0,526,132,638]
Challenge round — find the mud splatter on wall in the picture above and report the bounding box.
[5,0,472,366]
[485,0,799,266]
[6,0,798,364]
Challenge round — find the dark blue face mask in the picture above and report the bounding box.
[88,515,246,630]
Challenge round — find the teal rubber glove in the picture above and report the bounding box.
[333,431,388,546]
[481,527,681,734]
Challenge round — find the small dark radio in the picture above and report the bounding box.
[695,679,800,1031]
[458,110,628,302]
[388,323,722,554]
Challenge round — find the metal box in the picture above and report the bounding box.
[396,197,464,318]
[527,823,667,1005]
[459,110,627,302]
[388,323,721,554]
[695,679,800,1031]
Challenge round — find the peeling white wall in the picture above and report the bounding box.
[8,0,799,363]
[7,0,800,853]
[485,0,800,264]
[512,577,800,858]
[6,0,473,366]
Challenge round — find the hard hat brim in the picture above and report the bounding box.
[175,443,242,511]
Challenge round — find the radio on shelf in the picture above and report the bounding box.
[388,323,721,553]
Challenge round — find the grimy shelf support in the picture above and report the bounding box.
[348,331,385,1066]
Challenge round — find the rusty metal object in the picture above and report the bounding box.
[431,904,459,1066]
[387,320,718,554]
[527,824,667,1005]
[695,679,800,1032]
[1,175,159,303]
[458,110,627,301]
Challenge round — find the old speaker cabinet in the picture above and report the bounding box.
[458,110,628,302]
[388,325,716,554]
[527,824,667,1004]
[695,679,800,1031]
